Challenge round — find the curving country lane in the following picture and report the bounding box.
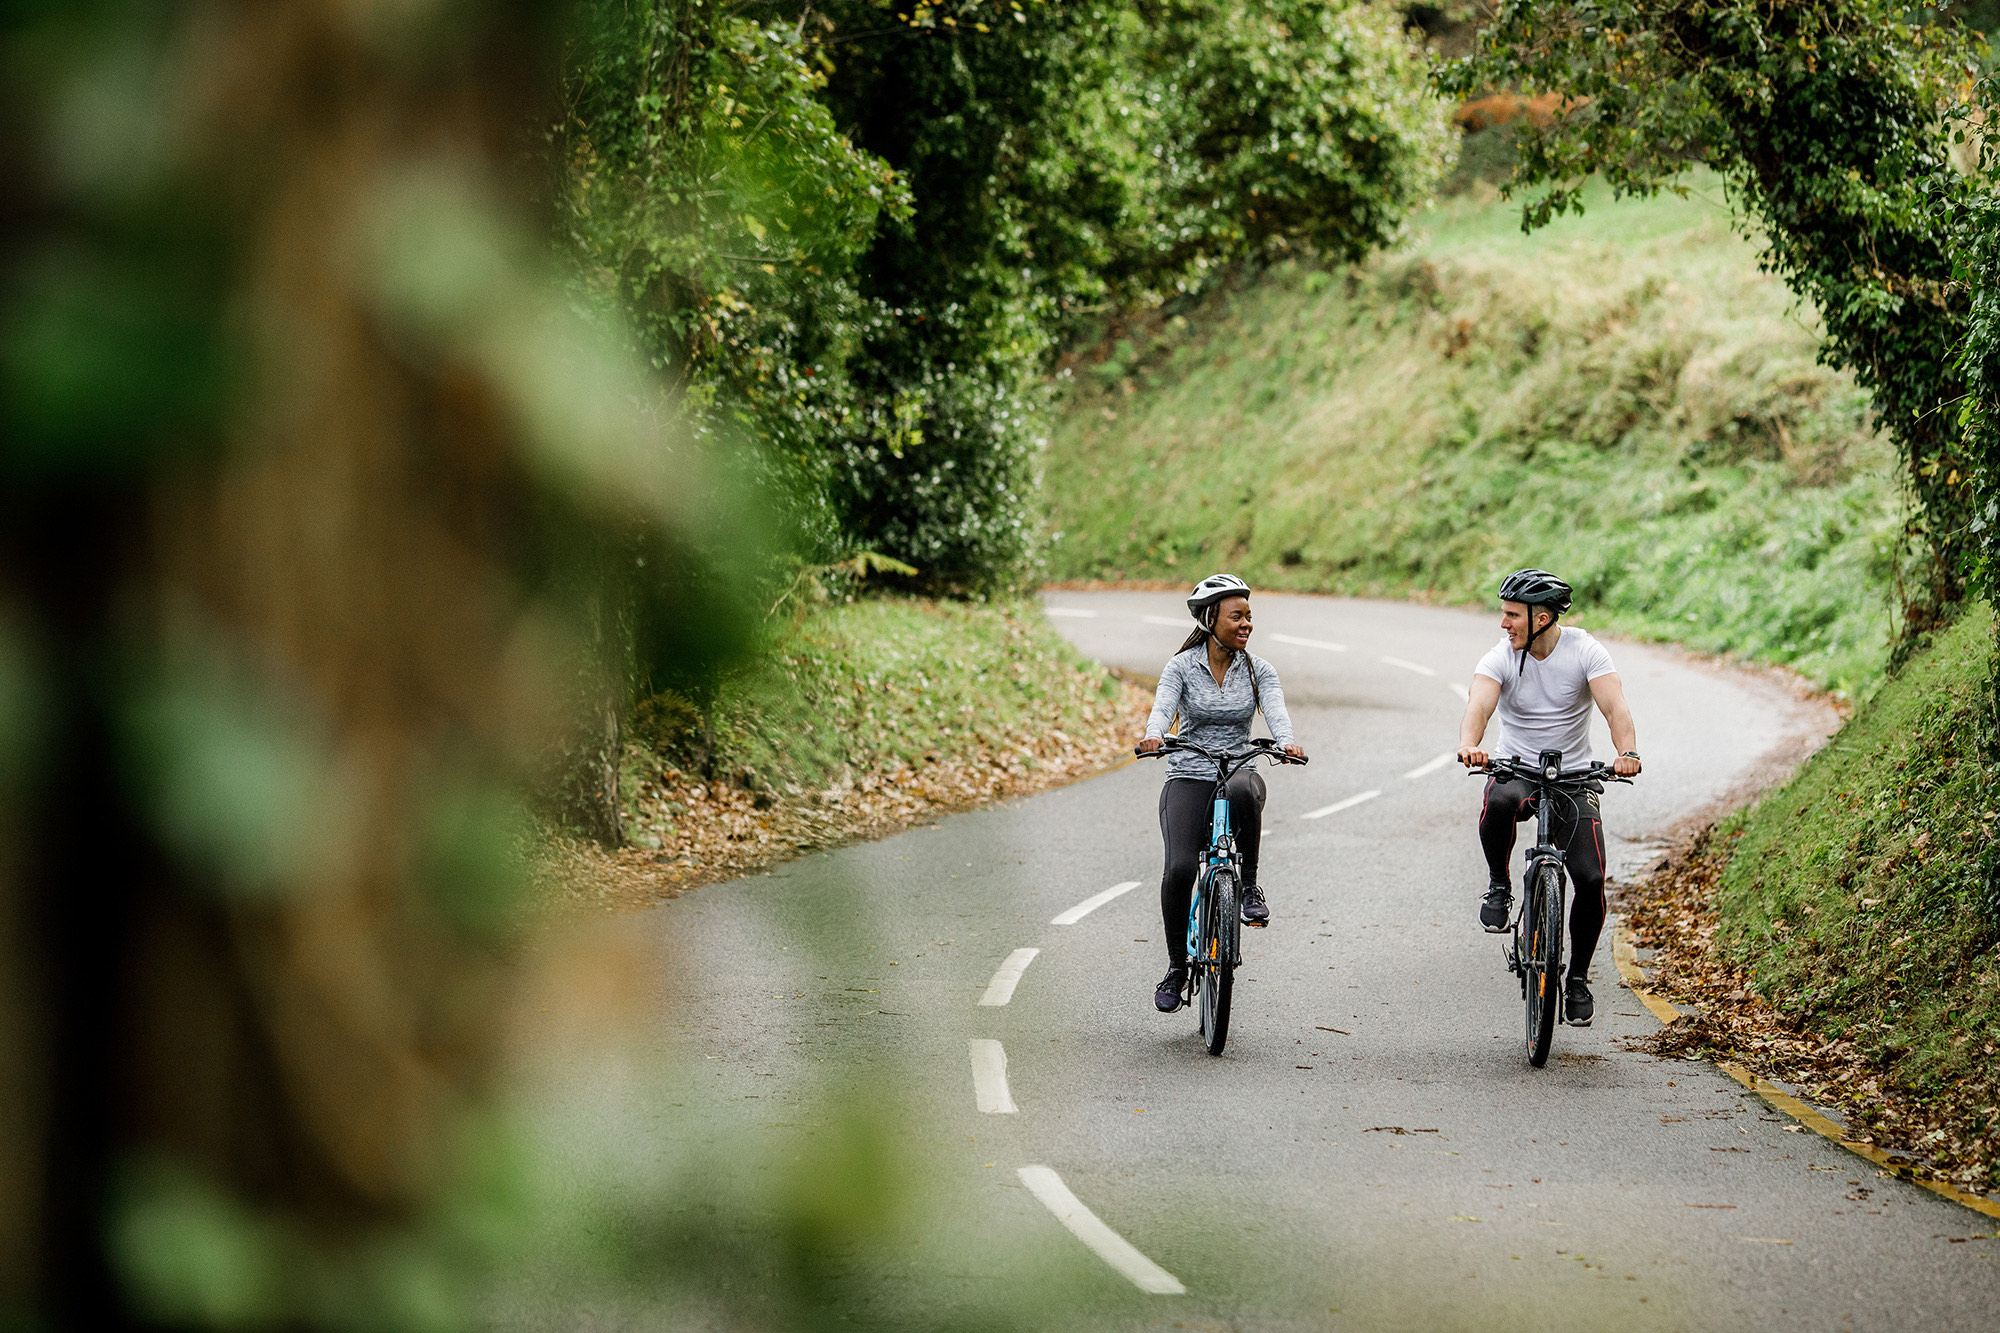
[521,591,2000,1332]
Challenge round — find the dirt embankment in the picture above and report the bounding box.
[540,674,1155,913]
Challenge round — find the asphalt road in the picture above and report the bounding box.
[518,592,2000,1331]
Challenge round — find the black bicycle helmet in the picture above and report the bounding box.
[1496,568,1573,672]
[1497,568,1572,616]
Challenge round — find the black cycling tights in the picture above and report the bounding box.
[1479,777,1606,980]
[1159,771,1265,964]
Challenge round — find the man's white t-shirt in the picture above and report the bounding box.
[1473,626,1617,770]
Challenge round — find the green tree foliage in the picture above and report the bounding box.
[557,1,911,562]
[1439,0,1980,635]
[561,0,1452,591]
[1108,0,1458,289]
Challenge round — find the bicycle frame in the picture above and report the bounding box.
[1187,756,1249,963]
[1524,763,1567,898]
[1496,749,1603,911]
[1137,736,1305,1037]
[1474,749,1632,1065]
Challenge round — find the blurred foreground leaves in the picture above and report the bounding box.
[0,1,924,1327]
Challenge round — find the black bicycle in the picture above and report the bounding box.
[1471,750,1633,1068]
[1137,736,1305,1055]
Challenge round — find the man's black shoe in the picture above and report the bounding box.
[1565,976,1594,1026]
[1155,965,1189,1013]
[1241,884,1269,927]
[1479,882,1512,933]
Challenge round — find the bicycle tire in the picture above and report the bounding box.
[1525,862,1562,1067]
[1202,869,1237,1056]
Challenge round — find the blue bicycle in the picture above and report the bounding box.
[1138,736,1306,1055]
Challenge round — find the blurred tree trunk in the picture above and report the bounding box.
[0,0,643,1323]
[562,587,627,845]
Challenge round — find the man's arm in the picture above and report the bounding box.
[1456,675,1501,767]
[1588,672,1641,776]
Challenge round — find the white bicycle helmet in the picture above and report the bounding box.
[1186,573,1251,623]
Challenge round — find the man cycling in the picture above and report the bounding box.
[1455,569,1642,1026]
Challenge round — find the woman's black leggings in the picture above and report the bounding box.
[1479,777,1606,980]
[1159,771,1265,963]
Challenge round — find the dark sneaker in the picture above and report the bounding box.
[1565,977,1594,1026]
[1479,882,1512,933]
[1240,883,1269,927]
[1155,965,1189,1013]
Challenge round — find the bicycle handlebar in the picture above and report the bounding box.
[1134,736,1308,765]
[1468,756,1634,786]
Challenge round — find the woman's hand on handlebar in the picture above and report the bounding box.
[1281,744,1307,763]
[1136,735,1163,756]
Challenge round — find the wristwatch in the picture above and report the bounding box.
[1620,751,1641,761]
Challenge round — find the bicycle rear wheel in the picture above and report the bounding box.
[1201,869,1237,1055]
[1524,863,1563,1067]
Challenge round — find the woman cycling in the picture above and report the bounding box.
[1137,574,1306,1013]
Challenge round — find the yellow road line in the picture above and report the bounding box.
[1610,925,1684,1025]
[1611,921,2000,1222]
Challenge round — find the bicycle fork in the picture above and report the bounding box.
[1505,798,1563,983]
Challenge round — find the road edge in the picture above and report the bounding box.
[1612,920,2000,1223]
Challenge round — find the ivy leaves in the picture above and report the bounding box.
[1444,0,1983,626]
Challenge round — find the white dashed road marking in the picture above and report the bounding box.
[970,1040,1017,1113]
[1301,789,1381,820]
[1044,607,1096,618]
[1051,880,1142,925]
[1017,1166,1186,1295]
[1379,655,1438,677]
[1403,752,1456,780]
[1449,681,1470,702]
[1269,632,1347,652]
[979,948,1040,1006]
[1140,614,1185,627]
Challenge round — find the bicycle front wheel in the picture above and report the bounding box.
[1201,869,1237,1056]
[1524,863,1563,1067]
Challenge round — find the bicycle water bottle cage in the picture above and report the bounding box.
[1539,749,1563,781]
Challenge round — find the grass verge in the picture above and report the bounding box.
[542,596,1153,910]
[1625,605,2000,1194]
[1044,174,1903,697]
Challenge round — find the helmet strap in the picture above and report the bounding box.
[1518,607,1554,675]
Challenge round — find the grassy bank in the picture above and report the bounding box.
[548,597,1151,909]
[1043,176,1901,696]
[1717,606,1998,1180]
[1632,606,2000,1191]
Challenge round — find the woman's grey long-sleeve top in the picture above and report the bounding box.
[1144,646,1294,781]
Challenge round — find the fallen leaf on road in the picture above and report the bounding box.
[1449,1216,1483,1223]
